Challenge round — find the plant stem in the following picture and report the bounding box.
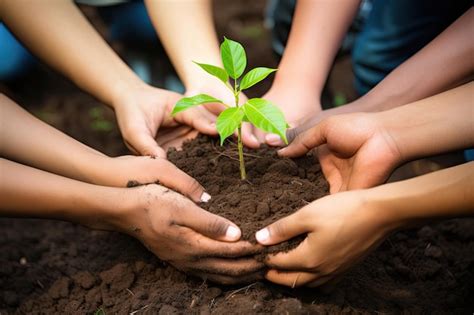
[237,125,246,180]
[234,79,246,180]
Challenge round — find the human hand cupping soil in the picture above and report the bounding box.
[255,190,390,288]
[279,113,401,193]
[112,83,218,158]
[110,184,264,284]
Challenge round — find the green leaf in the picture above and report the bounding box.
[242,98,288,143]
[216,107,244,145]
[240,67,277,90]
[220,37,247,79]
[193,62,228,84]
[172,94,222,116]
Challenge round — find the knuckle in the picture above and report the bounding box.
[270,221,286,239]
[207,216,229,238]
[184,178,203,197]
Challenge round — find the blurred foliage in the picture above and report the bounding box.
[240,23,265,39]
[88,106,114,132]
[333,92,347,107]
[94,308,105,315]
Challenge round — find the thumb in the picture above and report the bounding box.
[175,108,218,136]
[278,121,327,158]
[177,204,242,242]
[255,209,308,245]
[125,132,166,158]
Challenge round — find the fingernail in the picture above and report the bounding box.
[266,134,280,143]
[200,192,211,203]
[226,226,240,240]
[256,228,269,243]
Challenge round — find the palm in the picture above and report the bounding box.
[316,115,400,193]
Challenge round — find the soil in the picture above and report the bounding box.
[1,135,474,314]
[1,1,473,314]
[168,135,328,256]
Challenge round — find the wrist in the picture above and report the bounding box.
[84,185,139,232]
[110,77,148,110]
[361,188,405,234]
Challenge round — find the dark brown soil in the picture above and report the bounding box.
[1,1,473,314]
[1,136,474,314]
[168,135,328,256]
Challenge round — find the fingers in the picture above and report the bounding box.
[266,269,330,288]
[241,122,260,148]
[125,132,166,158]
[176,205,245,242]
[265,133,285,146]
[265,239,313,270]
[154,159,207,202]
[160,129,200,151]
[278,120,328,158]
[175,107,218,136]
[316,145,344,194]
[255,208,308,246]
[156,125,193,146]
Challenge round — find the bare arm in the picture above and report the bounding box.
[0,0,218,157]
[0,158,263,284]
[0,94,209,202]
[272,0,360,103]
[257,162,474,287]
[145,0,260,147]
[0,0,141,106]
[280,82,474,193]
[144,0,221,90]
[257,0,360,145]
[292,8,474,136]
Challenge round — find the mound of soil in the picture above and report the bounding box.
[1,136,474,314]
[168,135,328,256]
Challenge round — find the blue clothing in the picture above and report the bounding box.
[0,0,155,81]
[0,24,36,81]
[352,0,471,95]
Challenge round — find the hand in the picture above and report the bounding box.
[112,82,218,157]
[156,125,200,152]
[110,184,264,284]
[255,191,392,288]
[247,85,321,147]
[186,78,262,148]
[92,155,209,203]
[279,113,402,193]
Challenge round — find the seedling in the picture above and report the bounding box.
[172,37,288,180]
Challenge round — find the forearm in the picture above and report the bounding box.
[350,8,474,113]
[0,0,143,106]
[378,82,474,162]
[0,94,112,184]
[0,158,128,229]
[145,0,221,89]
[272,0,360,102]
[368,162,474,231]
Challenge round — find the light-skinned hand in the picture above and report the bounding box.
[279,113,401,193]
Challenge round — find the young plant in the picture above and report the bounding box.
[172,37,288,180]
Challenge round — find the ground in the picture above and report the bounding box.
[1,1,473,314]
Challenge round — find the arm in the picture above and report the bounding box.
[144,0,221,90]
[290,8,474,137]
[0,94,208,202]
[257,0,360,144]
[145,0,260,148]
[280,82,474,193]
[256,162,474,287]
[0,159,262,284]
[0,0,216,156]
